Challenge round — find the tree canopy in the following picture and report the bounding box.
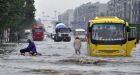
[0,0,36,31]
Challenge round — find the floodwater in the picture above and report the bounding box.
[0,37,140,75]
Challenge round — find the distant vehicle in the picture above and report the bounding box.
[50,32,55,39]
[87,16,136,56]
[24,29,32,39]
[32,26,45,41]
[74,28,86,41]
[53,23,71,42]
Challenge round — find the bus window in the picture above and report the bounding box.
[92,24,125,41]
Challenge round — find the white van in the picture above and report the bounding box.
[74,29,86,41]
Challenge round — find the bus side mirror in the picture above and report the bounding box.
[127,26,130,32]
[128,27,136,41]
[88,22,92,32]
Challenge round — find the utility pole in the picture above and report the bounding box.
[54,10,57,21]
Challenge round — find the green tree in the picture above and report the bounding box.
[0,0,36,42]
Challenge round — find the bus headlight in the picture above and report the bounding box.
[119,50,125,53]
[94,50,100,53]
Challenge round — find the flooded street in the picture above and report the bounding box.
[1,0,140,75]
[0,37,140,75]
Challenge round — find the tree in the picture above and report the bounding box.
[0,0,36,42]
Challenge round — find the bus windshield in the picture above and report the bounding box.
[92,24,125,41]
[32,28,44,32]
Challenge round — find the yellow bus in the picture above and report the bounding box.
[87,16,136,56]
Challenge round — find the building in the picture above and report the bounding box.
[58,9,74,28]
[72,2,107,30]
[107,0,140,24]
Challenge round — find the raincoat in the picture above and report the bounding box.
[26,41,37,53]
[73,38,81,54]
[20,40,37,55]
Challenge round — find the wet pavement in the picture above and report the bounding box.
[0,37,140,75]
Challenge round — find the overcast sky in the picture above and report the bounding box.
[34,0,110,19]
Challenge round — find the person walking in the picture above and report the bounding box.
[73,37,81,54]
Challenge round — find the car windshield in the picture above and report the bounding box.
[58,28,71,33]
[75,31,85,35]
[92,24,125,41]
